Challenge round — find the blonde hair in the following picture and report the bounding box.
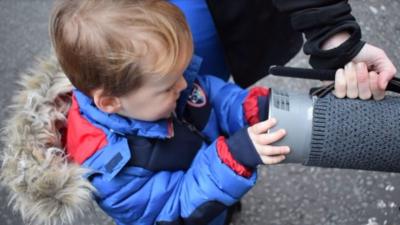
[50,0,192,97]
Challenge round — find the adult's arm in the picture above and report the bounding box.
[272,0,364,69]
[273,0,396,90]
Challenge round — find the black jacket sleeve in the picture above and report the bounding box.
[206,0,303,88]
[272,0,365,69]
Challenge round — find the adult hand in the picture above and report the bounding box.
[351,43,397,91]
[333,62,385,100]
[323,32,397,100]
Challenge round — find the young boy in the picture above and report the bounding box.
[49,0,290,224]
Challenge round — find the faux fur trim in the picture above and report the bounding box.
[0,54,96,225]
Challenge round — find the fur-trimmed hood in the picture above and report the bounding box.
[0,55,95,225]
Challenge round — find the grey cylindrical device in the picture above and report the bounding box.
[267,90,314,164]
[268,89,400,173]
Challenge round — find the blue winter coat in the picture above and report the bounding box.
[66,56,270,225]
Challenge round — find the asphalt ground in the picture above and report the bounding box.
[1,0,400,225]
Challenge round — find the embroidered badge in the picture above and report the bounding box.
[188,83,207,107]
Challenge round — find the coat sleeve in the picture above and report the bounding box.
[88,137,256,225]
[272,0,365,69]
[196,75,270,136]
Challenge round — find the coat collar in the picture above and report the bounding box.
[74,55,203,139]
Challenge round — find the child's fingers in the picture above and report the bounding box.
[356,63,372,100]
[260,155,286,165]
[249,117,277,135]
[369,71,385,100]
[258,145,290,156]
[334,68,346,98]
[255,129,286,145]
[345,62,358,98]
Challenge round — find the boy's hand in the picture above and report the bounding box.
[333,62,385,100]
[247,118,290,165]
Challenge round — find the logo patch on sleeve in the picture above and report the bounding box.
[187,83,207,107]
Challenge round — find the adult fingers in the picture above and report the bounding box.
[374,50,397,90]
[369,71,385,100]
[378,69,396,90]
[334,68,346,98]
[356,62,372,100]
[378,70,396,90]
[352,44,396,90]
[345,62,358,98]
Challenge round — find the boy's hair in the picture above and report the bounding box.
[50,0,191,97]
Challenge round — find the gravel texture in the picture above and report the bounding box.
[1,0,399,224]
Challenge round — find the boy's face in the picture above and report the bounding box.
[115,42,192,121]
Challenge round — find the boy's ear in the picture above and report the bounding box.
[92,89,121,113]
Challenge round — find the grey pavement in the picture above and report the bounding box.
[1,0,400,225]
